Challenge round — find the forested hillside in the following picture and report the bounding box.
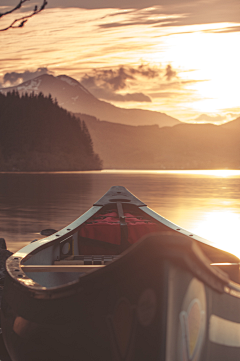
[0,92,102,171]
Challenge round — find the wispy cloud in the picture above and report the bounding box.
[220,109,240,120]
[90,88,152,103]
[165,64,177,81]
[6,0,238,27]
[185,112,240,124]
[1,67,53,87]
[194,114,226,123]
[81,64,178,102]
[227,112,240,119]
[82,65,159,90]
[17,0,195,10]
[98,7,185,29]
[202,25,240,33]
[99,16,182,29]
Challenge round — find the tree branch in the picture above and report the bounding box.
[0,0,47,31]
[0,0,29,18]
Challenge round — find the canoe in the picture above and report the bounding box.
[1,186,240,361]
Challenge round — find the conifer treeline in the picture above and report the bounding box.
[0,91,102,171]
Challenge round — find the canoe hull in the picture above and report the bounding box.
[2,238,166,361]
[2,235,240,361]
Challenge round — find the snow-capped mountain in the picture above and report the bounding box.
[0,74,181,127]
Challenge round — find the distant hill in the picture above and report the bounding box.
[221,117,240,130]
[0,92,102,171]
[77,113,240,169]
[0,74,181,128]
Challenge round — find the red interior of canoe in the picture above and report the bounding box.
[78,208,165,255]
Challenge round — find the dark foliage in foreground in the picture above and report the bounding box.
[0,91,102,171]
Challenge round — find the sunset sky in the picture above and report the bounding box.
[1,0,240,123]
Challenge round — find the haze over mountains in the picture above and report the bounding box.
[0,74,181,128]
[78,114,240,169]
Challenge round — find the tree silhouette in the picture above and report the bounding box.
[0,91,103,171]
[0,0,47,31]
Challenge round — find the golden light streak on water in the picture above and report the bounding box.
[192,210,240,257]
[102,169,240,177]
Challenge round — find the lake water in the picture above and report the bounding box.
[1,170,240,257]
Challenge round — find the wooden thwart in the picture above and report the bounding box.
[21,265,104,273]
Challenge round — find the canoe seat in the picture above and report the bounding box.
[21,255,118,273]
[211,263,240,283]
[21,265,104,273]
[54,255,119,265]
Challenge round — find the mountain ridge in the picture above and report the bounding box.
[76,113,240,169]
[0,74,181,127]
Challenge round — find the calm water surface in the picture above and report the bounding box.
[0,170,240,257]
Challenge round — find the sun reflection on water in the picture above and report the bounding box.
[102,169,240,177]
[190,210,240,257]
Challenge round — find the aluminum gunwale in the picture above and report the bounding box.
[6,206,102,290]
[15,205,102,259]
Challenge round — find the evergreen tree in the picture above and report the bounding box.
[0,91,102,171]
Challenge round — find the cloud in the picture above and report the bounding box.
[149,91,182,98]
[165,65,177,81]
[17,0,192,10]
[194,114,227,123]
[2,0,240,28]
[98,7,185,29]
[95,1,240,30]
[2,67,53,87]
[81,65,159,92]
[81,64,177,102]
[203,25,240,34]
[99,17,182,29]
[81,78,151,102]
[227,113,240,119]
[91,88,152,102]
